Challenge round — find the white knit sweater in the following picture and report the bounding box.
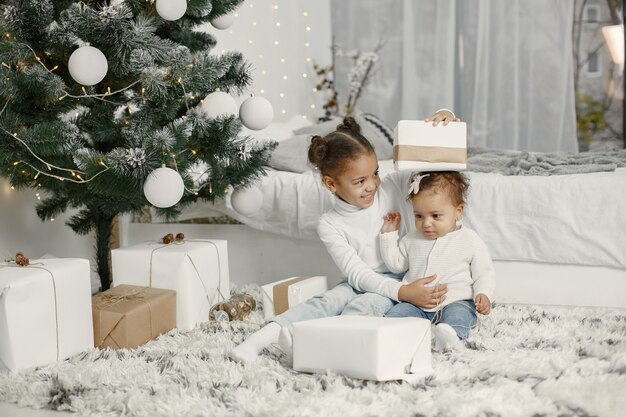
[317,170,416,301]
[380,227,496,311]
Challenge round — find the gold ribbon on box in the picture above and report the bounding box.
[393,145,466,163]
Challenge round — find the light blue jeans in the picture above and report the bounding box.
[270,272,402,330]
[385,299,477,340]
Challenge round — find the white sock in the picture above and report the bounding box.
[433,323,464,351]
[278,326,294,366]
[229,322,281,363]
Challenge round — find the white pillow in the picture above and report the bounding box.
[241,115,313,143]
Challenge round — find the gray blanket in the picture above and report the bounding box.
[467,147,626,176]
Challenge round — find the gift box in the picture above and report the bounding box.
[111,240,229,331]
[293,316,432,381]
[261,276,328,320]
[0,258,94,372]
[92,284,176,349]
[393,120,467,171]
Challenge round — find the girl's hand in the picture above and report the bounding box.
[424,110,461,126]
[398,275,447,309]
[381,211,401,233]
[475,293,491,315]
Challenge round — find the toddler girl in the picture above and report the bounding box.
[381,171,495,350]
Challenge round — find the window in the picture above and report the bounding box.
[586,49,602,76]
[585,5,600,24]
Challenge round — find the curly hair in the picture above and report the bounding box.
[307,117,375,177]
[408,171,469,206]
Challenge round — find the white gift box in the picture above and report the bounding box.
[0,258,94,372]
[394,120,467,171]
[111,240,229,331]
[293,316,432,381]
[261,276,328,320]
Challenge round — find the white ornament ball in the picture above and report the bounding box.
[210,13,235,30]
[239,96,274,130]
[156,0,187,21]
[143,167,185,208]
[230,186,263,215]
[68,46,108,86]
[201,91,239,119]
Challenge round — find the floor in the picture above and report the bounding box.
[0,403,71,416]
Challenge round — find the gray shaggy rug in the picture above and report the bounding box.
[1,285,625,417]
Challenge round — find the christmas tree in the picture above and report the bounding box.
[0,0,275,291]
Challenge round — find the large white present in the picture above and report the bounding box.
[293,316,432,381]
[111,240,229,331]
[394,120,467,171]
[261,276,328,320]
[0,258,94,372]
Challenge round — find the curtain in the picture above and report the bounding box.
[331,0,578,152]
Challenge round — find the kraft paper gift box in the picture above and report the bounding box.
[92,284,176,349]
[0,258,94,372]
[393,120,467,171]
[293,316,432,381]
[261,276,328,320]
[111,240,229,331]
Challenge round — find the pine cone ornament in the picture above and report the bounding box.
[15,252,29,267]
[162,233,174,244]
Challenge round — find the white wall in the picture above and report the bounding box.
[0,179,95,263]
[202,0,332,122]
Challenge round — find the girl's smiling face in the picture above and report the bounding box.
[323,152,380,209]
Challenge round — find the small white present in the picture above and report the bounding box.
[262,276,328,320]
[293,316,432,381]
[0,258,94,372]
[111,240,229,331]
[394,120,467,171]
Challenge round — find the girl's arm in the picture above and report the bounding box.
[318,219,403,301]
[379,226,409,274]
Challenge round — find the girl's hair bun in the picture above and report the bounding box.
[308,135,328,167]
[336,116,361,134]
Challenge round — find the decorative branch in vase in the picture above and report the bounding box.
[312,41,383,121]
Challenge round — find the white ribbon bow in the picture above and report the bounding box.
[408,173,430,196]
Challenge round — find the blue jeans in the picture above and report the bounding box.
[271,273,402,330]
[385,299,477,340]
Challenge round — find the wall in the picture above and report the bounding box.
[203,0,332,122]
[0,178,98,289]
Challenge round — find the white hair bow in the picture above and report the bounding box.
[408,173,430,196]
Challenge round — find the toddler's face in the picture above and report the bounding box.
[411,189,463,239]
[326,152,380,209]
